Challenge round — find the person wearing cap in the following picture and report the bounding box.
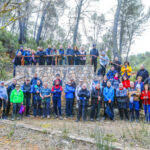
[66,45,74,65]
[53,74,63,86]
[16,46,24,55]
[116,83,129,120]
[90,44,99,73]
[136,64,149,82]
[128,81,141,122]
[0,81,8,119]
[103,81,115,120]
[97,51,109,77]
[32,80,43,117]
[51,80,63,120]
[21,79,32,117]
[40,82,51,118]
[10,84,24,120]
[76,83,90,122]
[106,66,117,81]
[121,61,132,78]
[64,81,76,118]
[58,45,64,65]
[90,83,103,121]
[6,79,17,117]
[45,45,53,65]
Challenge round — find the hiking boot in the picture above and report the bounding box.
[59,116,63,120]
[75,119,79,122]
[47,115,50,119]
[90,118,94,122]
[54,115,58,119]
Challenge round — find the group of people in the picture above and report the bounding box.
[1,60,150,123]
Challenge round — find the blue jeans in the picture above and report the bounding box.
[66,98,73,117]
[42,101,50,117]
[12,103,21,119]
[53,97,61,116]
[143,104,150,121]
[33,100,41,117]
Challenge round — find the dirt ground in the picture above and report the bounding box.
[0,116,150,150]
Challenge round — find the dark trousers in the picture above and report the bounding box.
[90,100,101,119]
[77,100,87,121]
[97,65,106,76]
[103,101,114,119]
[24,93,31,116]
[6,98,11,117]
[118,102,129,120]
[91,59,97,73]
[53,97,61,116]
[74,59,80,65]
[33,100,41,117]
[66,98,73,117]
[0,99,6,118]
[46,57,52,65]
[80,60,86,65]
[13,64,16,77]
[68,56,73,65]
[12,103,21,119]
[42,101,50,117]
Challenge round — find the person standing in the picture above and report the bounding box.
[74,46,80,65]
[45,45,52,65]
[58,45,64,65]
[36,47,46,65]
[53,74,63,86]
[90,44,99,73]
[10,84,24,120]
[66,45,74,65]
[0,81,8,119]
[80,47,86,65]
[106,66,117,81]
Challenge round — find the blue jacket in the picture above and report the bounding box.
[74,50,80,61]
[30,77,43,86]
[16,49,24,55]
[0,86,8,100]
[106,70,117,80]
[51,85,62,98]
[23,50,31,62]
[103,86,114,102]
[90,48,99,59]
[45,48,52,55]
[64,84,75,99]
[21,83,31,93]
[111,78,120,90]
[66,48,74,56]
[59,49,64,55]
[40,87,51,102]
[135,81,144,92]
[7,83,16,97]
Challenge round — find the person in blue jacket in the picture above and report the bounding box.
[32,80,42,117]
[23,48,31,65]
[30,73,43,87]
[90,44,99,73]
[36,47,46,65]
[51,80,63,120]
[73,46,80,65]
[21,78,31,117]
[45,45,52,65]
[76,83,90,122]
[106,66,117,81]
[16,46,24,55]
[66,45,74,65]
[6,79,17,117]
[58,45,64,65]
[103,81,115,120]
[40,82,51,118]
[64,81,76,118]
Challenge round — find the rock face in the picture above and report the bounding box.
[16,65,94,89]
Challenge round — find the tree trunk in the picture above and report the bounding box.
[36,1,51,44]
[113,0,122,58]
[73,0,84,46]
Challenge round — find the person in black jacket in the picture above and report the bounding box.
[6,79,17,117]
[73,46,80,65]
[90,44,99,73]
[90,83,103,121]
[36,47,46,65]
[112,57,122,75]
[76,84,90,122]
[21,79,31,117]
[136,64,149,82]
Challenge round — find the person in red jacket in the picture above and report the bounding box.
[141,84,150,123]
[51,81,63,120]
[122,76,130,89]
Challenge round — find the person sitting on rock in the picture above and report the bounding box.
[64,81,76,118]
[53,73,63,86]
[51,80,63,120]
[121,61,132,78]
[122,76,130,89]
[40,82,51,119]
[76,83,90,122]
[10,84,24,120]
[128,81,141,122]
[116,83,129,120]
[106,66,117,81]
[90,83,103,121]
[90,76,100,91]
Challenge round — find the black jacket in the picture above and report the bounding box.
[91,88,103,104]
[14,56,22,66]
[112,61,121,73]
[78,89,90,99]
[136,69,149,82]
[90,48,99,60]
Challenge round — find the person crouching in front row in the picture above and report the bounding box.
[76,84,90,122]
[90,83,103,121]
[116,83,129,120]
[10,84,24,120]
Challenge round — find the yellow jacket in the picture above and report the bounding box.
[121,65,132,76]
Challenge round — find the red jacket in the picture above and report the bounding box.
[122,80,130,89]
[140,90,150,105]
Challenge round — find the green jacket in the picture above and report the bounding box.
[10,89,24,103]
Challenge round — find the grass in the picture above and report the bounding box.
[61,123,69,139]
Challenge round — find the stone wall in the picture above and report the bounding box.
[15,65,94,89]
